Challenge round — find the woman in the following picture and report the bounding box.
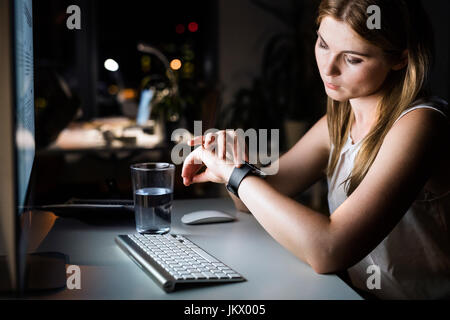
[181,0,449,299]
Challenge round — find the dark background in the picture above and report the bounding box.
[31,0,449,206]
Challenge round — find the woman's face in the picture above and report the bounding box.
[315,16,395,102]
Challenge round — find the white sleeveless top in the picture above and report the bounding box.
[327,98,450,299]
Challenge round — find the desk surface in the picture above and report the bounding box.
[32,198,362,300]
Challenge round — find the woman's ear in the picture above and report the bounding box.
[392,50,408,71]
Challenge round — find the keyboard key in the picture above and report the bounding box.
[212,262,226,267]
[223,269,235,274]
[209,269,221,274]
[192,273,207,280]
[202,272,219,279]
[191,247,219,263]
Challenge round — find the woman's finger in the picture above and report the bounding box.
[205,132,216,149]
[188,135,204,146]
[214,131,226,160]
[181,148,204,184]
[230,131,247,167]
[233,134,241,167]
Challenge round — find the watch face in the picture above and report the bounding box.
[246,163,265,177]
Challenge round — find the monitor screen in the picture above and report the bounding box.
[0,0,35,293]
[136,88,155,126]
[14,0,35,213]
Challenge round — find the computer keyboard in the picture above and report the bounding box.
[115,233,245,292]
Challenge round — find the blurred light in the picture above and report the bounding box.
[35,97,47,109]
[141,55,151,72]
[188,22,198,32]
[108,85,119,95]
[104,58,119,72]
[169,113,179,122]
[16,127,35,149]
[170,59,182,70]
[182,61,194,78]
[175,24,185,34]
[121,89,137,100]
[183,48,195,61]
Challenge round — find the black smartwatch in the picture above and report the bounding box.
[226,162,266,198]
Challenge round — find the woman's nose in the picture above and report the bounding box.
[324,55,340,76]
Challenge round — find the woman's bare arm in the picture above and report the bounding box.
[230,115,330,212]
[236,109,446,272]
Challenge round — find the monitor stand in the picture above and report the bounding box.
[0,251,68,295]
[0,210,68,296]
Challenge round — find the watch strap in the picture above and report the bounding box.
[226,162,260,198]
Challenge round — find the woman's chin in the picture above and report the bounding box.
[325,87,348,102]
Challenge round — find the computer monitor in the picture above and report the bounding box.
[0,0,66,295]
[0,0,35,293]
[136,88,155,126]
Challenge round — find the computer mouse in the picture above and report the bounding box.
[181,210,236,225]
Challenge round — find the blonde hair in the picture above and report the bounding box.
[317,0,434,195]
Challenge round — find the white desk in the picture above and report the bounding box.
[31,198,362,300]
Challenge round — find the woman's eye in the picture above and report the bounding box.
[318,40,328,49]
[345,56,362,65]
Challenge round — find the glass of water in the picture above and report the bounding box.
[130,163,175,234]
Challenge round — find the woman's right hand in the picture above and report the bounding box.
[187,130,249,168]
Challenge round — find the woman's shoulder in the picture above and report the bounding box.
[394,96,449,125]
[392,97,450,196]
[392,97,449,141]
[388,97,448,155]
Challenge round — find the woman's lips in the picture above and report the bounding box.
[325,82,340,90]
